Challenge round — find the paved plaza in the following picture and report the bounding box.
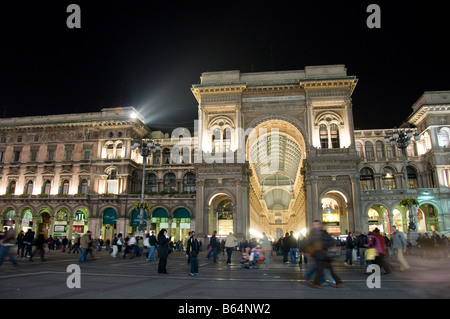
[0,247,449,303]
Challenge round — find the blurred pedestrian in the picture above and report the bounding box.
[260,232,273,273]
[30,229,46,262]
[288,231,297,264]
[23,229,34,258]
[186,231,200,276]
[111,234,119,257]
[210,230,219,263]
[368,228,392,274]
[306,220,343,288]
[282,233,290,263]
[0,220,19,269]
[78,230,92,262]
[355,231,369,268]
[16,230,25,258]
[157,229,171,274]
[391,226,410,271]
[297,235,308,266]
[225,232,237,265]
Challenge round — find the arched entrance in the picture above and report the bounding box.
[53,208,69,239]
[73,208,89,239]
[37,209,51,238]
[207,193,234,236]
[367,204,389,233]
[418,203,440,232]
[19,208,34,233]
[151,208,169,235]
[171,208,191,241]
[101,208,117,242]
[246,118,306,239]
[2,208,16,231]
[129,208,148,234]
[321,191,348,235]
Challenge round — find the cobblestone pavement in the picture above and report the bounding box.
[0,248,449,301]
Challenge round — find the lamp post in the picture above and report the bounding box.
[384,128,420,232]
[132,137,160,233]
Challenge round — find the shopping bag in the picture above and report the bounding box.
[366,248,378,261]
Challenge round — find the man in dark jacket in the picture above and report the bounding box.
[344,232,354,266]
[187,231,200,276]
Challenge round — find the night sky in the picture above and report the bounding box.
[1,1,449,131]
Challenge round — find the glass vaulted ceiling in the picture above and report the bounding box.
[250,134,302,210]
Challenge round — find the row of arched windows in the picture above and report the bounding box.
[356,140,417,159]
[5,179,89,195]
[360,166,420,190]
[131,172,196,193]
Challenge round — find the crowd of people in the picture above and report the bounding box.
[1,222,449,286]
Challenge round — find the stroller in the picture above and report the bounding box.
[240,246,265,269]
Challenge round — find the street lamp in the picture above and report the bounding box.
[384,128,420,232]
[131,137,160,233]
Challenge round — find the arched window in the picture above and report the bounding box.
[8,180,16,195]
[183,172,196,193]
[162,148,171,164]
[356,142,363,157]
[439,128,450,147]
[376,141,385,158]
[365,141,374,159]
[360,167,375,190]
[320,124,328,149]
[145,173,157,193]
[80,179,88,194]
[26,180,34,195]
[330,124,340,148]
[164,173,176,191]
[43,180,51,194]
[405,166,418,189]
[62,179,70,195]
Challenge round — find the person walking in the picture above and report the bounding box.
[225,232,237,265]
[355,231,369,268]
[288,231,297,264]
[186,231,200,276]
[368,228,392,274]
[306,220,344,288]
[391,226,410,271]
[16,230,25,258]
[0,220,19,269]
[209,230,219,263]
[111,234,119,257]
[260,232,273,273]
[78,230,92,262]
[30,230,46,262]
[147,231,157,261]
[297,235,308,266]
[344,232,354,266]
[23,229,34,258]
[281,233,290,263]
[157,229,171,274]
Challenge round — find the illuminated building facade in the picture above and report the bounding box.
[0,65,449,241]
